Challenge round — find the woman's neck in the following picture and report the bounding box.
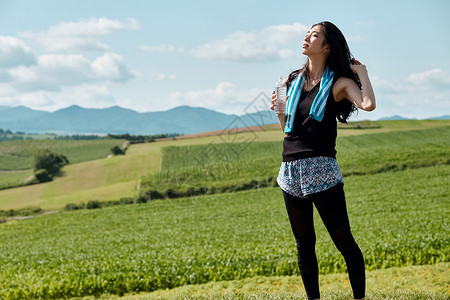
[306,56,327,79]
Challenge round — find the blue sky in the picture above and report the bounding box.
[0,0,449,120]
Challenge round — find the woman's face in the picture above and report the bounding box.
[302,25,329,56]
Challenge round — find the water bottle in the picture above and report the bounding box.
[274,76,286,114]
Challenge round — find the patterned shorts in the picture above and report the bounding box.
[277,156,344,197]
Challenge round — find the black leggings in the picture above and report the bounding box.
[282,183,365,299]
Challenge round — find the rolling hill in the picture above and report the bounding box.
[0,105,279,135]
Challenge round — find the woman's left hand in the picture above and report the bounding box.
[350,58,367,75]
[338,58,376,111]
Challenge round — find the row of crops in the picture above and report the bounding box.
[0,139,126,171]
[140,126,450,198]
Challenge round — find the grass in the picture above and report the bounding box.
[0,165,448,299]
[67,263,449,299]
[0,169,34,190]
[0,142,161,210]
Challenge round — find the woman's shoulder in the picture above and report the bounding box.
[332,77,358,102]
[333,76,354,88]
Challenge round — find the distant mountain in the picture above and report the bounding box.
[0,105,50,122]
[429,115,450,120]
[1,106,447,135]
[378,115,450,121]
[0,105,279,135]
[377,115,415,121]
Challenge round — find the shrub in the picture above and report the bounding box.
[143,190,164,200]
[86,200,101,209]
[111,146,125,155]
[135,196,147,204]
[34,169,52,182]
[0,206,42,218]
[64,203,85,211]
[21,206,42,215]
[119,198,134,205]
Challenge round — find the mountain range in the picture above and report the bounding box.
[1,105,448,135]
[0,105,281,135]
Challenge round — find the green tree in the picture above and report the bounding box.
[111,145,125,155]
[32,149,69,182]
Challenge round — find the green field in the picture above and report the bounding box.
[0,120,449,299]
[0,165,448,299]
[0,139,127,190]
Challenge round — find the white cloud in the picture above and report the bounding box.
[367,69,450,119]
[354,21,376,26]
[140,44,184,53]
[190,23,308,62]
[407,68,450,89]
[167,82,268,114]
[347,35,363,42]
[91,53,135,81]
[9,55,91,91]
[0,83,15,96]
[54,84,116,109]
[0,84,116,111]
[19,17,138,52]
[150,72,177,80]
[17,91,55,108]
[0,96,17,107]
[0,70,12,82]
[9,53,135,92]
[370,75,403,94]
[0,36,36,68]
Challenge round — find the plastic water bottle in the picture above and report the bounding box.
[274,76,286,114]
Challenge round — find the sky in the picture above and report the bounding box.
[0,0,449,121]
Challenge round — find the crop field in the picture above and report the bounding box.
[0,139,127,170]
[140,126,450,198]
[0,164,448,299]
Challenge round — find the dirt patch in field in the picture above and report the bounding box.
[155,123,280,141]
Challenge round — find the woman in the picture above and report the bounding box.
[270,21,375,300]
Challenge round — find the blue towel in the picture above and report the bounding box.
[284,66,335,133]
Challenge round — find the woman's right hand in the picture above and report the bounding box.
[270,91,276,111]
[271,91,287,114]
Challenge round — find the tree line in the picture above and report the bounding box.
[0,128,180,142]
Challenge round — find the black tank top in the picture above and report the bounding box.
[282,81,338,162]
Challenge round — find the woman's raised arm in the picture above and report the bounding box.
[334,59,376,111]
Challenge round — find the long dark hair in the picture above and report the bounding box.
[287,21,359,123]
